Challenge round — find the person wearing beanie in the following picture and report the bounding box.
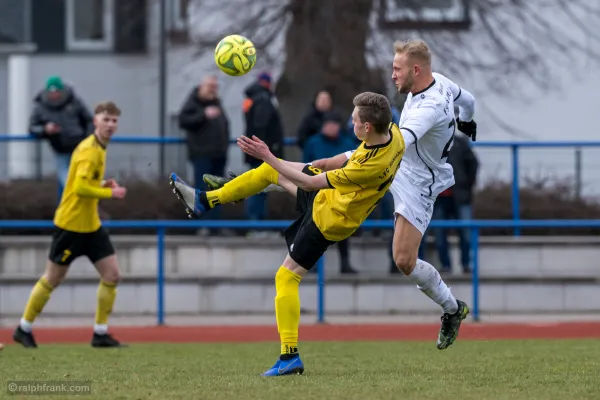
[29,75,93,191]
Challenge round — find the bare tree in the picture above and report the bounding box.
[189,0,600,140]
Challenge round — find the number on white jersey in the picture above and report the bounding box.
[441,119,455,160]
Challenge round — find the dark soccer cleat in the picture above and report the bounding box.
[13,326,38,348]
[204,171,285,197]
[437,299,470,350]
[91,333,127,348]
[169,173,209,218]
[203,172,247,204]
[203,172,236,190]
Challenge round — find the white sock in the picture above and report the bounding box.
[407,259,458,314]
[94,324,108,335]
[20,319,33,333]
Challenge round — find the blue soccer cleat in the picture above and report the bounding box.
[169,173,208,218]
[261,355,305,376]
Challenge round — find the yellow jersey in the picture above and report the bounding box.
[53,134,112,233]
[313,123,405,241]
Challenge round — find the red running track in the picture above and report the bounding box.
[1,321,600,345]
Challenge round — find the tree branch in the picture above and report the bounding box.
[377,0,600,102]
[188,0,291,61]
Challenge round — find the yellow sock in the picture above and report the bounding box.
[274,266,302,355]
[95,280,117,327]
[22,277,54,323]
[206,162,279,208]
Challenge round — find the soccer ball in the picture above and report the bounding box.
[214,35,257,76]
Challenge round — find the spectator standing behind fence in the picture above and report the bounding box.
[303,111,358,274]
[178,75,230,235]
[296,90,335,149]
[432,131,479,274]
[29,76,93,190]
[242,72,284,238]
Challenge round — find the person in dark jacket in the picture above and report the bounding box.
[178,75,230,230]
[242,72,284,230]
[29,76,93,190]
[296,90,334,149]
[432,132,479,274]
[302,113,356,163]
[243,72,284,162]
[303,111,358,274]
[178,75,230,190]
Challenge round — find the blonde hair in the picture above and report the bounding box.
[393,39,432,66]
[94,101,122,116]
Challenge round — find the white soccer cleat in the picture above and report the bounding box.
[168,173,208,218]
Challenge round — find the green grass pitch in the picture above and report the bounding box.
[2,339,599,399]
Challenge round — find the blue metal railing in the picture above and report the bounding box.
[3,134,600,236]
[1,219,600,325]
[2,135,600,322]
[470,141,600,235]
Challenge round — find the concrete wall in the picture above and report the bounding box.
[2,278,599,317]
[1,236,599,316]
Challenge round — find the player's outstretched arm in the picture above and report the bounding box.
[238,135,330,191]
[311,152,351,171]
[267,159,329,191]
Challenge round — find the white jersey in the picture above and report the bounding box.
[341,73,475,233]
[397,72,475,197]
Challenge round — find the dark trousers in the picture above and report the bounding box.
[245,160,268,221]
[191,156,227,220]
[432,195,472,272]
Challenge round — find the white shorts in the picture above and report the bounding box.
[390,172,436,235]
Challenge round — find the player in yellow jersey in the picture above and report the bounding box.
[169,92,404,376]
[13,101,127,349]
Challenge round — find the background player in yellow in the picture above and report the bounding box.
[169,92,405,376]
[13,102,128,349]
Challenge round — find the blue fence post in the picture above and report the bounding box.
[157,227,166,326]
[471,226,480,322]
[316,255,325,324]
[511,144,520,236]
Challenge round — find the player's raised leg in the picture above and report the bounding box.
[392,212,469,349]
[169,161,306,218]
[204,172,288,195]
[203,162,321,198]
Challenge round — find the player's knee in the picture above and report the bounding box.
[44,262,68,287]
[101,268,121,285]
[43,272,63,288]
[393,251,417,275]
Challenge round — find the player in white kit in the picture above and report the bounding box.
[316,39,477,349]
[202,39,476,349]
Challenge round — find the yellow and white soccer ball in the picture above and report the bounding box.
[214,34,257,76]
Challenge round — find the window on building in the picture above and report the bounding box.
[66,0,114,50]
[171,0,189,30]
